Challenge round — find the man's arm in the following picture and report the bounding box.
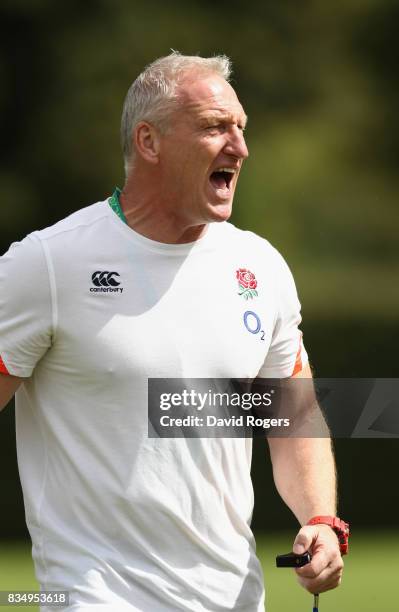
[0,372,23,412]
[267,363,344,594]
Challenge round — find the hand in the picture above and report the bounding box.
[292,524,344,594]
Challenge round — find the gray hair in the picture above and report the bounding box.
[121,51,232,176]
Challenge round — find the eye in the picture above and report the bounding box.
[206,124,226,134]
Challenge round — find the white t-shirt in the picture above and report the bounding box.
[0,199,308,611]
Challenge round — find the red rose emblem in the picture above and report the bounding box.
[236,268,257,290]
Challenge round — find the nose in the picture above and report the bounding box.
[224,126,249,160]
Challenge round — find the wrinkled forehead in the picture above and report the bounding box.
[176,74,247,124]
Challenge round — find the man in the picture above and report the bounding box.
[0,52,346,611]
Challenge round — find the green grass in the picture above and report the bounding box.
[0,543,38,611]
[0,531,398,611]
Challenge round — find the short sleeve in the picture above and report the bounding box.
[257,251,308,378]
[0,234,53,377]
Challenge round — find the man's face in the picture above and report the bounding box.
[157,74,249,226]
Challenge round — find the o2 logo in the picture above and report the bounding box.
[243,310,265,341]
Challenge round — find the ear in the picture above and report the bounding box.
[134,121,161,164]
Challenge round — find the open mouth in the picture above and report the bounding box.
[209,168,235,193]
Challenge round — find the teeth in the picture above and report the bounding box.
[216,167,235,173]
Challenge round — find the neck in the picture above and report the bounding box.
[120,174,208,244]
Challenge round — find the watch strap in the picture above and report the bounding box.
[307,515,350,555]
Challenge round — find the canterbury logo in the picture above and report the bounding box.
[90,271,123,293]
[92,271,121,287]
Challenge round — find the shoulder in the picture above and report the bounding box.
[35,200,110,244]
[217,221,291,272]
[24,200,114,268]
[1,199,111,283]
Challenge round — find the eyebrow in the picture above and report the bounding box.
[199,112,248,128]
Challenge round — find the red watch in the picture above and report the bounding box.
[307,516,350,555]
